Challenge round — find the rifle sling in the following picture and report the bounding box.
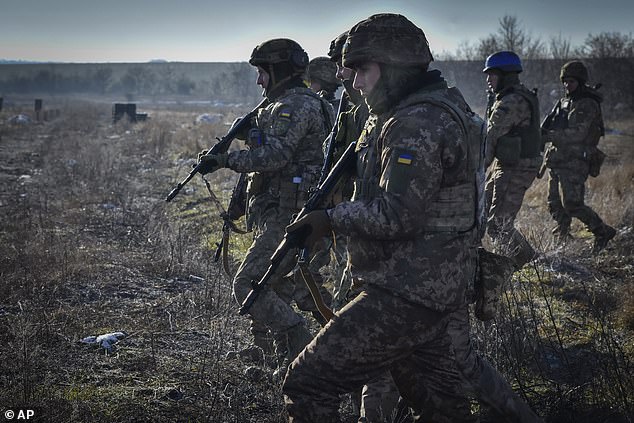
[203,176,247,277]
[297,261,335,322]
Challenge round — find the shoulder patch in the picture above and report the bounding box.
[397,153,413,165]
[386,147,416,194]
[279,109,292,119]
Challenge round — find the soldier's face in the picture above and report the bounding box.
[352,61,381,97]
[563,77,579,94]
[485,71,499,92]
[336,62,354,82]
[308,80,322,93]
[256,66,270,89]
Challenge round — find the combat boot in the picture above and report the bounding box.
[592,224,616,254]
[551,224,572,245]
[512,240,537,271]
[272,323,313,380]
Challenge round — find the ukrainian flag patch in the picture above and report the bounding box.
[397,153,413,165]
[279,110,291,119]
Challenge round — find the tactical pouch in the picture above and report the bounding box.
[588,148,606,177]
[474,248,515,321]
[495,135,522,165]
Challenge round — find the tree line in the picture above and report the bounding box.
[439,15,634,60]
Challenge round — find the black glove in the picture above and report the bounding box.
[285,210,332,249]
[195,150,228,175]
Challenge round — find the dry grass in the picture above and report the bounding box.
[0,99,633,422]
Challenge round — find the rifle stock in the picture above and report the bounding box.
[238,140,357,315]
[165,98,268,202]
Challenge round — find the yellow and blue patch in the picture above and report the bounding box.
[279,110,292,119]
[397,153,413,165]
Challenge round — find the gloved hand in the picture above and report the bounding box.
[285,210,332,249]
[196,150,228,175]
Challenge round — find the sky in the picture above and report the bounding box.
[1,0,632,63]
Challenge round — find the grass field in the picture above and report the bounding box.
[0,97,632,422]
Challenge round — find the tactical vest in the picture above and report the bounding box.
[353,86,486,235]
[559,90,605,148]
[247,88,333,213]
[497,85,542,158]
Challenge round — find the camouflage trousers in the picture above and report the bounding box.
[485,159,539,266]
[353,306,544,423]
[447,308,544,423]
[283,285,477,423]
[358,371,400,422]
[233,207,306,333]
[547,169,604,234]
[328,236,351,312]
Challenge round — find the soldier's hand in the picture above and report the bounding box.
[196,151,228,175]
[285,210,332,249]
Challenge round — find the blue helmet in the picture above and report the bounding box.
[482,51,522,73]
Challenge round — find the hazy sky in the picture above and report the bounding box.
[1,0,632,63]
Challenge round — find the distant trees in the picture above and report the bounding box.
[445,15,545,61]
[447,15,634,61]
[576,32,634,58]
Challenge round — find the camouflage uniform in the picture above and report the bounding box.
[328,98,369,311]
[332,96,398,423]
[226,39,334,368]
[448,307,544,423]
[484,78,541,269]
[325,31,370,312]
[284,14,479,422]
[327,32,398,422]
[543,61,615,251]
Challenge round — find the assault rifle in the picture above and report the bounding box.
[165,98,268,202]
[238,139,357,316]
[318,93,349,186]
[540,100,567,134]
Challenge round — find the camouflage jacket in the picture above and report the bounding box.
[545,90,603,175]
[329,82,479,312]
[485,84,541,169]
[227,87,334,223]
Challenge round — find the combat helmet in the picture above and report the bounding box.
[328,31,348,63]
[342,13,433,68]
[249,38,308,70]
[483,51,523,73]
[307,56,339,92]
[560,60,588,84]
[249,38,309,97]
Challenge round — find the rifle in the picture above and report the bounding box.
[541,99,567,133]
[165,98,268,202]
[318,93,349,186]
[239,139,357,316]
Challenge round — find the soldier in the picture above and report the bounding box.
[482,51,542,270]
[542,60,616,252]
[195,38,334,375]
[283,14,481,422]
[324,30,369,311]
[306,56,340,109]
[328,30,400,423]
